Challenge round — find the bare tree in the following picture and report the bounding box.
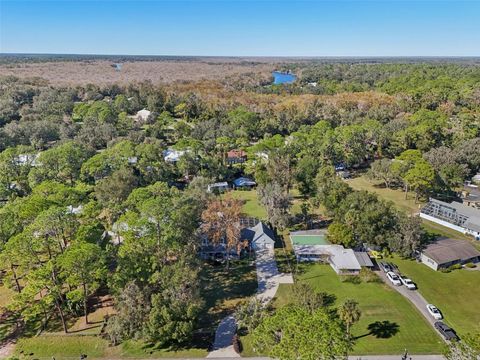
[201,196,243,269]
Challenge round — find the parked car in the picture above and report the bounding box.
[427,304,443,320]
[399,276,417,290]
[386,271,402,286]
[380,262,393,272]
[434,321,459,341]
[388,262,398,271]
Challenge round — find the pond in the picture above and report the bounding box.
[272,71,296,85]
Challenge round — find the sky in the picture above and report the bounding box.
[0,0,479,56]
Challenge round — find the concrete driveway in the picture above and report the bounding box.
[375,270,447,342]
[208,250,293,358]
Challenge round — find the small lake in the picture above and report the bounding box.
[272,71,296,85]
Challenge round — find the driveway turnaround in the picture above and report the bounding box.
[207,249,293,358]
[376,270,447,342]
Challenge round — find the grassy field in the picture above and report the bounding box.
[347,175,473,241]
[347,175,423,214]
[15,336,109,359]
[242,264,444,356]
[390,256,480,336]
[227,190,267,220]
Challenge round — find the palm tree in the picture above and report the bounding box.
[338,299,361,336]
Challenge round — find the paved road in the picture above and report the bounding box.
[208,250,293,358]
[375,270,446,342]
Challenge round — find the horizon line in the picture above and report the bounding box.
[1,52,480,59]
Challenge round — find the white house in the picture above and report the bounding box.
[293,244,363,275]
[420,199,480,240]
[163,149,186,163]
[472,173,480,184]
[207,182,229,193]
[134,109,151,122]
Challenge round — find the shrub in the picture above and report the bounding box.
[359,268,382,283]
[448,263,462,271]
[340,275,361,284]
[439,267,451,273]
[465,262,476,268]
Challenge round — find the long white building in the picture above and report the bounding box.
[420,198,480,240]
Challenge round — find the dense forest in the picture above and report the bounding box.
[0,60,479,356]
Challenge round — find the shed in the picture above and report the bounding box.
[207,182,229,193]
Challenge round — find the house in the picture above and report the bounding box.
[241,221,275,251]
[336,170,351,179]
[134,109,151,122]
[290,230,369,275]
[460,183,480,209]
[200,221,274,259]
[15,153,40,167]
[163,149,186,163]
[207,182,229,193]
[420,238,480,271]
[233,177,256,189]
[227,150,247,164]
[420,198,480,240]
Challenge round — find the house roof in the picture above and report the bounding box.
[461,184,480,203]
[293,244,362,270]
[233,177,256,187]
[329,247,362,271]
[227,150,247,158]
[208,182,228,188]
[422,198,480,232]
[163,149,186,162]
[241,221,275,245]
[354,251,374,267]
[422,238,480,265]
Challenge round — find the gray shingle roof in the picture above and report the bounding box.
[422,238,480,265]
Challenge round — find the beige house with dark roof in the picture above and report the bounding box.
[420,238,480,271]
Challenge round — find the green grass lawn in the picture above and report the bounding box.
[242,264,444,356]
[227,190,267,220]
[348,175,423,215]
[198,259,258,337]
[15,335,109,359]
[390,256,480,336]
[348,175,473,241]
[421,219,472,242]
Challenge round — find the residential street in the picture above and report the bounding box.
[375,271,447,342]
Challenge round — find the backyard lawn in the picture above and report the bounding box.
[390,256,480,336]
[242,264,444,356]
[227,190,267,220]
[348,175,423,215]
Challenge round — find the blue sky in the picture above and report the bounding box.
[1,0,479,56]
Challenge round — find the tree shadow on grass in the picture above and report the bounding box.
[356,320,399,339]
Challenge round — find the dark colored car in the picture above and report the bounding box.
[434,321,459,341]
[388,262,398,271]
[379,262,393,273]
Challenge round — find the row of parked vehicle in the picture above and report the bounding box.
[380,262,417,290]
[379,261,459,341]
